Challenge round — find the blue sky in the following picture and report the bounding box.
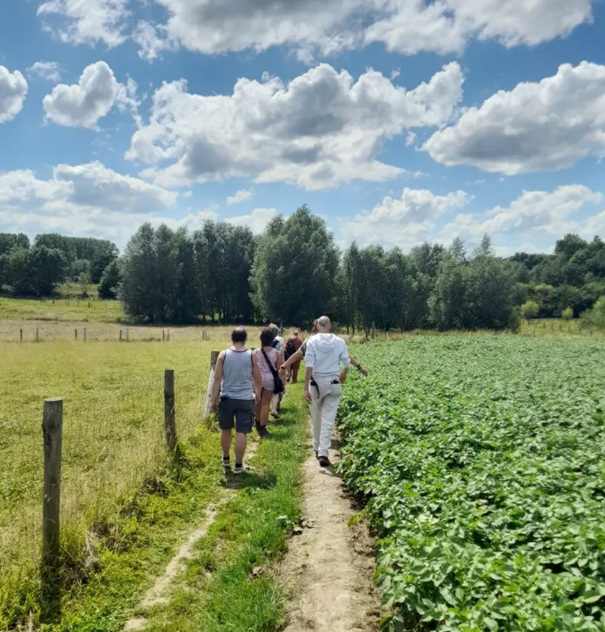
[0,0,604,255]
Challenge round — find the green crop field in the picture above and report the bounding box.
[340,336,605,632]
[0,338,224,626]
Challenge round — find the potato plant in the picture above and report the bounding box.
[339,336,605,631]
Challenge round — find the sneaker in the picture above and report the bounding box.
[318,456,331,468]
[233,463,251,475]
[222,456,231,470]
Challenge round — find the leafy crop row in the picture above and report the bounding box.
[339,336,605,631]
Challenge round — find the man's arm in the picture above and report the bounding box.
[252,350,262,403]
[303,340,316,404]
[210,351,225,412]
[281,348,302,371]
[338,340,351,384]
[304,367,313,404]
[349,354,368,377]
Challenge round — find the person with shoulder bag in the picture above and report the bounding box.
[255,327,285,437]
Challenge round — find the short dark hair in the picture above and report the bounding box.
[232,327,247,344]
[260,327,276,347]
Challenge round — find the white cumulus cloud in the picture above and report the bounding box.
[43,61,139,130]
[442,185,603,243]
[135,0,596,61]
[0,66,28,124]
[0,162,179,245]
[226,189,253,205]
[37,0,130,47]
[27,61,62,82]
[226,207,277,234]
[425,62,605,175]
[339,187,471,249]
[127,62,463,190]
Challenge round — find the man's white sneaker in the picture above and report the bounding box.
[233,463,251,475]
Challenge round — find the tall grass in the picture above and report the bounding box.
[0,338,233,626]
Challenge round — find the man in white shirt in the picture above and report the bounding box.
[304,315,350,467]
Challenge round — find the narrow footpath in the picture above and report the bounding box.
[280,436,381,632]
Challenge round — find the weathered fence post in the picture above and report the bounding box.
[167,329,170,342]
[204,351,220,415]
[162,330,165,342]
[119,330,123,342]
[42,398,63,571]
[164,370,177,453]
[126,329,130,342]
[83,328,87,343]
[75,328,78,340]
[20,329,23,342]
[36,328,40,343]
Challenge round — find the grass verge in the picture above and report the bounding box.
[142,385,309,632]
[16,384,308,632]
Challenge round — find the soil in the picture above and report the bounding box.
[279,438,381,632]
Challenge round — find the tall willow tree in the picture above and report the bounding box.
[250,205,339,325]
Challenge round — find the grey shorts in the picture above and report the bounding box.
[218,397,255,434]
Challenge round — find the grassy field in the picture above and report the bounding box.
[339,336,605,631]
[0,295,123,324]
[1,337,226,627]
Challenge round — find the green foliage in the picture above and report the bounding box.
[98,259,122,299]
[562,307,574,321]
[521,300,540,320]
[121,222,256,324]
[0,232,29,255]
[339,337,605,632]
[70,259,91,281]
[581,296,605,330]
[35,234,118,283]
[250,205,339,325]
[78,272,92,296]
[5,246,66,296]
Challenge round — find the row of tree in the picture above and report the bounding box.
[0,233,119,296]
[118,208,522,330]
[3,207,605,331]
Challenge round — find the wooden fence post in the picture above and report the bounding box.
[167,329,170,342]
[83,328,87,343]
[42,399,63,571]
[36,328,40,343]
[204,351,220,415]
[20,329,23,342]
[75,328,78,340]
[164,370,177,453]
[119,330,122,342]
[162,330,165,342]
[126,328,130,342]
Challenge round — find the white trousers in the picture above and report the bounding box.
[309,375,342,458]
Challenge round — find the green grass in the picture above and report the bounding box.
[0,294,124,323]
[143,387,308,632]
[1,339,220,627]
[1,333,308,630]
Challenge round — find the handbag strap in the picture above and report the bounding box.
[261,347,280,381]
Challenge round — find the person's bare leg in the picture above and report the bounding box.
[221,429,232,458]
[260,389,272,427]
[235,432,247,464]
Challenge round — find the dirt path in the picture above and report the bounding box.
[123,439,259,631]
[280,438,380,632]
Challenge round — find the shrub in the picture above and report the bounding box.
[520,300,539,320]
[562,307,574,321]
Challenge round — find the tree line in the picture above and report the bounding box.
[2,206,605,331]
[0,233,118,297]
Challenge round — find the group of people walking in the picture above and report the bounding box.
[209,317,366,474]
